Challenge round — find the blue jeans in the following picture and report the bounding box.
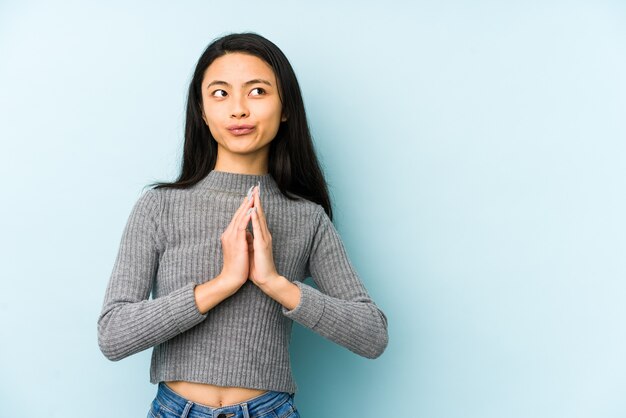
[147,382,300,418]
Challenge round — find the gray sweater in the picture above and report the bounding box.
[97,170,388,393]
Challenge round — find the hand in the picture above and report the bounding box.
[247,185,280,287]
[218,191,255,291]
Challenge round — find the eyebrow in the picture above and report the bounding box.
[206,79,273,89]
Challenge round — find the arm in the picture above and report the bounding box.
[282,207,389,359]
[97,189,208,361]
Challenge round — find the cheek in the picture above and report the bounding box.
[202,105,220,129]
[201,111,222,138]
[256,102,284,125]
[201,103,213,124]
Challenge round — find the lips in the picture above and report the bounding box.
[227,124,255,136]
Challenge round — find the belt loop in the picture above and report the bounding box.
[180,401,193,418]
[241,402,250,418]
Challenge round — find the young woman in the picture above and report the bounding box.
[98,32,388,418]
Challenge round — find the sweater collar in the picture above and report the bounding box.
[195,170,281,196]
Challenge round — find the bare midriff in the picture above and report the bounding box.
[164,381,267,408]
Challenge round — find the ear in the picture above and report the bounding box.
[281,113,288,122]
[201,108,208,125]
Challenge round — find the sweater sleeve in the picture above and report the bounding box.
[97,189,208,361]
[282,207,389,359]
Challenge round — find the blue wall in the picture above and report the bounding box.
[1,1,625,417]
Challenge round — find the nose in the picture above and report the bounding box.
[230,95,249,119]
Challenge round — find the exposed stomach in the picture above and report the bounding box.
[164,381,267,407]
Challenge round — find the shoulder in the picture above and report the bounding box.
[140,184,190,208]
[276,193,327,222]
[121,188,163,230]
[131,187,161,213]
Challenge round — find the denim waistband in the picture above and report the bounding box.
[155,381,292,418]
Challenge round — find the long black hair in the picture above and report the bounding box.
[147,32,333,220]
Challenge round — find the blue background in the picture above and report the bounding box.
[1,1,625,417]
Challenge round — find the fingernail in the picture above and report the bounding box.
[257,181,261,196]
[246,185,254,201]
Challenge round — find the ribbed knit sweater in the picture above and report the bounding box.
[97,170,388,393]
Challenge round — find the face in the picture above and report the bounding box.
[200,52,286,164]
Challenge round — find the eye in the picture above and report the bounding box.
[212,89,227,98]
[249,87,266,96]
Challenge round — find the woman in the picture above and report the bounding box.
[97,32,388,418]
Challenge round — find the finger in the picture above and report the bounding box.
[245,184,255,202]
[238,207,256,237]
[236,197,255,229]
[225,195,249,231]
[227,193,254,233]
[253,186,269,235]
[250,205,267,243]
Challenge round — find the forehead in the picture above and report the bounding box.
[202,53,276,84]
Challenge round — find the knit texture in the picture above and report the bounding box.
[97,170,388,393]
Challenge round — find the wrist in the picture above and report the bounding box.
[256,272,282,294]
[258,275,301,311]
[193,275,240,314]
[213,273,243,297]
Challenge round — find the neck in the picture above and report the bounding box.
[214,148,269,175]
[195,169,281,196]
